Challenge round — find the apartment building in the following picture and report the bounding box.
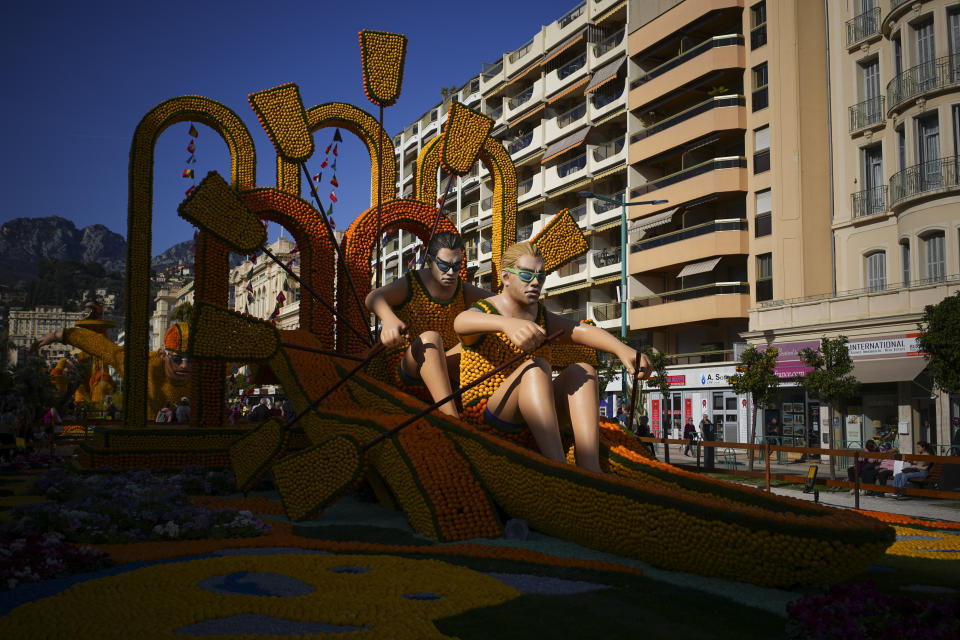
[7,306,86,367]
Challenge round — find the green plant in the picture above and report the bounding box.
[728,345,780,471]
[916,291,960,394]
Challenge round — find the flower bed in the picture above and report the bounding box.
[0,531,111,591]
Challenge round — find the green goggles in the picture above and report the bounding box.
[504,267,547,283]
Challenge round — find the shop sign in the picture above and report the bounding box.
[771,333,922,378]
[644,365,737,389]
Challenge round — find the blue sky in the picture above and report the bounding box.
[2,0,570,254]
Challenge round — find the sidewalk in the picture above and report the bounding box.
[659,443,960,523]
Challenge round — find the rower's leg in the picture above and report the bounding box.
[402,331,458,417]
[554,362,601,473]
[487,357,564,463]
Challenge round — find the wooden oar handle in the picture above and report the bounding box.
[626,352,642,433]
[363,328,565,451]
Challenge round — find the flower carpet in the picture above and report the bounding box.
[1,465,958,639]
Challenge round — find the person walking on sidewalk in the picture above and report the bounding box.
[683,418,696,456]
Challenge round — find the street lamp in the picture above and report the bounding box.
[578,190,667,409]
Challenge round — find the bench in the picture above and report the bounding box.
[907,465,941,490]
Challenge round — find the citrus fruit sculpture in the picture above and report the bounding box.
[89,29,896,588]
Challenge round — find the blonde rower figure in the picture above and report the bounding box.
[455,242,650,473]
[365,231,490,418]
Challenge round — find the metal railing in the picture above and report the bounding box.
[631,35,743,89]
[887,54,960,111]
[591,86,624,109]
[889,0,911,15]
[508,85,535,109]
[558,53,587,80]
[557,2,585,28]
[889,156,960,206]
[630,218,747,252]
[594,29,624,57]
[593,192,624,214]
[668,348,734,365]
[557,255,588,277]
[487,105,503,120]
[851,185,887,217]
[750,23,767,49]
[557,154,587,178]
[593,137,625,162]
[508,38,536,64]
[592,247,622,268]
[758,272,960,307]
[556,102,587,128]
[848,95,885,131]
[569,203,587,223]
[631,282,750,308]
[630,156,746,198]
[846,7,881,46]
[591,301,622,322]
[482,60,503,79]
[631,96,744,143]
[556,308,587,322]
[508,132,534,154]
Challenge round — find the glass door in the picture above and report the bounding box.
[917,114,940,190]
[915,20,936,92]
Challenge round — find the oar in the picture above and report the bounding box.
[279,343,364,362]
[275,329,564,519]
[626,352,644,436]
[417,172,456,270]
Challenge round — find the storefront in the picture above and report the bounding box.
[643,364,747,442]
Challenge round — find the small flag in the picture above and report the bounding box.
[328,203,336,228]
[187,140,196,153]
[332,144,338,156]
[291,244,299,253]
[270,303,280,320]
[276,291,286,305]
[333,128,343,142]
[320,159,328,169]
[330,176,339,187]
[324,143,332,154]
[182,168,194,178]
[331,160,337,170]
[245,282,253,292]
[329,191,338,203]
[312,172,322,182]
[185,185,196,196]
[186,155,196,164]
[247,292,255,303]
[188,124,199,137]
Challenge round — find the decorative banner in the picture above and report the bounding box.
[183,122,198,194]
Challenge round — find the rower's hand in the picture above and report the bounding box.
[31,329,62,353]
[504,318,546,352]
[622,348,652,380]
[379,317,408,349]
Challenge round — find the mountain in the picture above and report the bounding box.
[151,239,196,271]
[0,216,126,284]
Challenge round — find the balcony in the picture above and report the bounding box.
[589,191,624,225]
[544,102,587,143]
[589,136,626,173]
[629,219,749,274]
[629,282,750,329]
[588,85,626,121]
[587,300,622,330]
[851,185,887,218]
[848,96,885,132]
[590,28,624,67]
[568,203,588,225]
[480,58,505,94]
[590,246,622,278]
[846,7,880,48]
[545,154,587,192]
[630,35,744,108]
[545,53,588,98]
[632,156,747,199]
[486,103,504,122]
[629,95,745,164]
[545,1,588,50]
[545,254,588,288]
[506,124,543,162]
[517,172,543,204]
[517,219,545,241]
[505,32,544,78]
[505,78,544,122]
[887,54,960,114]
[481,195,493,211]
[889,156,960,209]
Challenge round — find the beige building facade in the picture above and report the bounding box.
[8,306,86,367]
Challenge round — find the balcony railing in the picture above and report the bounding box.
[481,196,493,210]
[557,255,587,277]
[630,219,747,252]
[508,86,534,109]
[591,302,622,322]
[592,247,622,268]
[482,60,503,79]
[463,204,479,220]
[518,223,535,240]
[630,156,746,198]
[593,192,624,214]
[557,2,585,28]
[593,29,624,57]
[889,156,960,206]
[569,203,587,223]
[887,54,960,111]
[487,105,503,120]
[846,7,881,47]
[750,23,767,49]
[631,282,750,308]
[518,177,535,196]
[480,240,492,254]
[591,86,624,110]
[508,132,534,154]
[557,102,587,129]
[557,308,587,322]
[753,149,770,173]
[558,53,587,80]
[630,96,744,144]
[758,272,960,308]
[890,0,911,12]
[558,154,587,177]
[593,137,625,162]
[848,95,885,131]
[851,185,887,217]
[631,35,743,89]
[509,38,535,64]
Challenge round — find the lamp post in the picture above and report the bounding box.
[578,190,667,411]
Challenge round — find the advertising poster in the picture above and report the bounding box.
[651,399,661,438]
[684,397,693,425]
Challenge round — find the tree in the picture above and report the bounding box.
[795,336,859,480]
[916,291,960,394]
[728,345,780,471]
[169,302,194,324]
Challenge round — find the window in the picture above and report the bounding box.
[858,144,884,216]
[923,232,946,282]
[865,251,886,292]
[752,63,768,111]
[896,125,906,171]
[915,20,936,92]
[916,114,941,189]
[860,58,881,125]
[892,32,903,77]
[755,189,772,237]
[754,126,770,173]
[901,240,911,286]
[750,2,767,49]
[756,253,773,301]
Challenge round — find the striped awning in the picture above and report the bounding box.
[548,176,591,196]
[548,76,591,103]
[593,273,622,286]
[543,29,587,66]
[503,61,544,90]
[592,219,622,233]
[631,207,678,232]
[542,127,591,164]
[508,103,545,128]
[544,279,592,295]
[585,59,625,94]
[519,196,546,209]
[677,257,721,278]
[591,163,626,181]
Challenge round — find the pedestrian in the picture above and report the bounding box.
[249,397,271,423]
[683,418,696,456]
[616,405,629,428]
[281,398,294,424]
[637,415,656,457]
[155,402,174,423]
[175,397,190,424]
[700,413,715,468]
